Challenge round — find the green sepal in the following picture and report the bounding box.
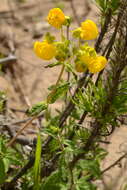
[63,16,72,27]
[44,32,55,43]
[72,27,81,38]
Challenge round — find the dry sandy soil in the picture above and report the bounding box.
[0,0,127,189]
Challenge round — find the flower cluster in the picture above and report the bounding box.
[74,44,107,73]
[33,8,107,74]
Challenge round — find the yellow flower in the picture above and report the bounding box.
[34,41,56,60]
[47,8,65,29]
[80,52,95,66]
[80,20,98,40]
[75,46,97,73]
[88,56,107,73]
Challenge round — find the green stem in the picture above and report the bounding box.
[56,64,65,86]
[47,64,65,103]
[61,27,64,41]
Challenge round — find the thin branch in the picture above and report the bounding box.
[10,108,26,113]
[6,114,39,147]
[6,126,32,145]
[101,153,127,174]
[95,9,112,53]
[59,72,92,127]
[0,55,17,65]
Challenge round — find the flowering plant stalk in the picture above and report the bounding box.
[7,7,107,147]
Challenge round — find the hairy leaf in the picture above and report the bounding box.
[26,101,48,116]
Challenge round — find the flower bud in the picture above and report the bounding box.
[64,16,72,26]
[55,41,70,61]
[72,27,82,38]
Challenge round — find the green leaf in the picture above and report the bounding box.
[47,82,70,104]
[112,87,127,115]
[0,159,6,185]
[75,128,91,142]
[33,133,42,190]
[3,158,10,173]
[0,136,7,154]
[95,0,120,13]
[40,170,62,190]
[58,155,68,181]
[26,101,48,116]
[48,138,60,152]
[94,147,108,161]
[95,0,108,12]
[76,179,97,190]
[6,155,22,166]
[0,91,6,113]
[110,0,120,12]
[64,62,77,80]
[45,61,62,68]
[76,159,101,179]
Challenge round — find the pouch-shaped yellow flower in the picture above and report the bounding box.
[88,56,107,73]
[34,41,56,60]
[75,45,97,73]
[80,20,98,40]
[47,8,65,29]
[80,52,94,66]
